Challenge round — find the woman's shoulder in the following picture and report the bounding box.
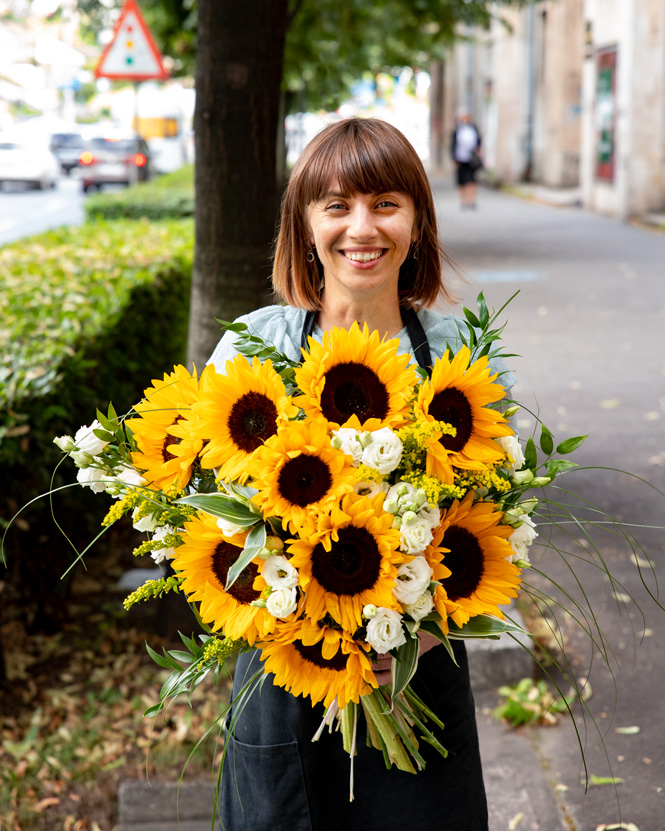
[207,305,305,369]
[416,307,516,391]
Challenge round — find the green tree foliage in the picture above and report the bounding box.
[76,0,525,103]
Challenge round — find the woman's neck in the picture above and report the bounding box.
[317,292,405,339]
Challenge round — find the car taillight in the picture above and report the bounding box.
[80,151,94,165]
[133,153,147,167]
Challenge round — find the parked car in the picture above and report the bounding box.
[0,135,60,190]
[50,131,84,174]
[78,135,153,192]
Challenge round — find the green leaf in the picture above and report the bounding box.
[477,292,490,328]
[545,458,578,476]
[145,642,176,669]
[390,631,420,697]
[556,435,588,454]
[448,614,528,639]
[225,523,267,591]
[175,493,260,526]
[524,437,538,470]
[539,424,554,455]
[463,307,481,330]
[419,621,458,666]
[166,649,195,665]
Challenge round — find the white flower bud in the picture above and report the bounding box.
[54,435,75,453]
[251,598,268,608]
[216,516,246,538]
[503,405,520,418]
[265,536,284,552]
[511,469,534,486]
[71,450,93,468]
[508,514,538,564]
[532,476,552,487]
[383,498,399,514]
[401,510,418,526]
[391,515,402,530]
[362,604,378,619]
[132,508,159,533]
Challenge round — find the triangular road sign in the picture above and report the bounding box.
[95,0,169,81]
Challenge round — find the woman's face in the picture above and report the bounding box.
[306,185,418,304]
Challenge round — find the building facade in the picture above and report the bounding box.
[433,0,665,219]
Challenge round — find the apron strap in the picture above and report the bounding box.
[300,306,432,375]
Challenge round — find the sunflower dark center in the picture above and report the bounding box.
[311,526,381,596]
[211,540,261,604]
[429,387,473,453]
[277,454,332,507]
[162,416,184,462]
[440,525,484,601]
[228,392,278,453]
[293,640,348,672]
[320,362,389,424]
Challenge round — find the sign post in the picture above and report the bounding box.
[95,0,169,183]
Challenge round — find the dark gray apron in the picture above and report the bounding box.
[219,308,488,831]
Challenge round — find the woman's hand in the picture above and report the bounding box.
[371,630,442,687]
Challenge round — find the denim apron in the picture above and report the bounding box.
[219,308,489,831]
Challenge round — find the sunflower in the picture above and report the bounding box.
[250,419,356,533]
[172,512,275,645]
[295,322,418,431]
[259,618,376,709]
[130,364,213,491]
[436,493,521,627]
[287,491,405,632]
[413,346,513,483]
[191,355,296,483]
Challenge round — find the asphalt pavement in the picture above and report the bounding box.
[119,181,665,831]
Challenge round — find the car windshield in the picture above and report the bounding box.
[87,138,136,153]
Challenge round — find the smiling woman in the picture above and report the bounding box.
[205,118,510,831]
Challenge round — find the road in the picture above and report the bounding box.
[432,179,665,831]
[0,175,85,246]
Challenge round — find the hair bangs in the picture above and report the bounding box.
[300,121,420,208]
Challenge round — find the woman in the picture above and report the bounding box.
[209,118,510,831]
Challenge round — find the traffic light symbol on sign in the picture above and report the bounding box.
[95,0,168,81]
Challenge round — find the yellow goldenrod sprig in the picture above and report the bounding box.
[132,530,183,558]
[101,489,143,527]
[199,636,242,668]
[123,576,182,610]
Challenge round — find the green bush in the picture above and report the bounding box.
[84,165,194,221]
[0,218,193,627]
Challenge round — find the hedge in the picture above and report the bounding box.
[0,217,193,628]
[84,165,194,221]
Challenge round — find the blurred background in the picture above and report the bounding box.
[1,1,663,830]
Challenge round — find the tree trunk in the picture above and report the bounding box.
[187,0,289,369]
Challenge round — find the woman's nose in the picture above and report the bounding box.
[348,204,376,239]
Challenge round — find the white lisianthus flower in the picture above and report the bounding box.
[353,480,387,499]
[266,586,298,618]
[403,590,435,621]
[399,516,433,555]
[70,450,94,468]
[497,434,525,472]
[151,526,178,564]
[508,514,538,564]
[262,554,299,589]
[132,508,160,533]
[417,502,441,529]
[386,482,417,506]
[115,464,146,490]
[332,428,364,465]
[216,516,246,538]
[54,435,75,453]
[393,557,433,605]
[361,427,403,474]
[76,465,108,493]
[365,607,406,653]
[74,420,110,457]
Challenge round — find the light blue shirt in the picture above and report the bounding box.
[208,304,515,392]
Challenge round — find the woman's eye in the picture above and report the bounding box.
[377,200,398,209]
[326,202,346,211]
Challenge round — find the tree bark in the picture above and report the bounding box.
[187,0,289,369]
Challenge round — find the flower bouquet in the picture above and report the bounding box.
[46,294,587,797]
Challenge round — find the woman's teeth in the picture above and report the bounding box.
[345,251,383,262]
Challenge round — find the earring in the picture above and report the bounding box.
[306,249,315,263]
[412,243,420,260]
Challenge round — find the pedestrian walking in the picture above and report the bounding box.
[451,108,483,209]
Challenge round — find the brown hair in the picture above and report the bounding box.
[272,117,455,310]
